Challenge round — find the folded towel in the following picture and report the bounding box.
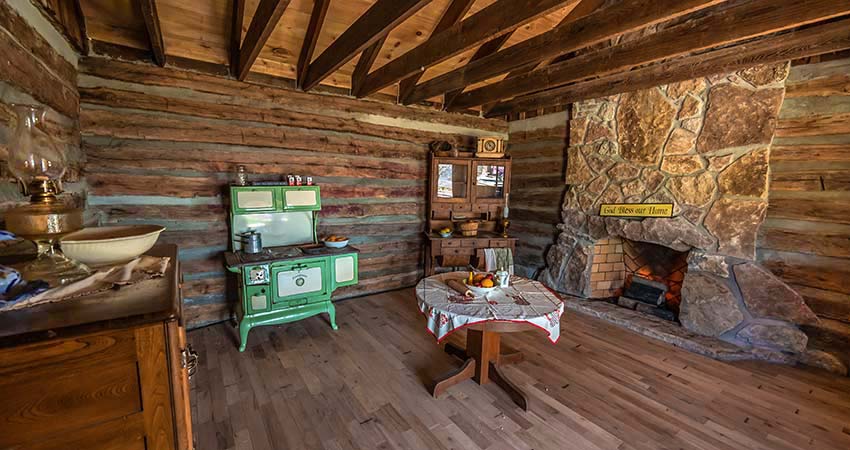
[483,248,497,272]
[0,256,170,312]
[482,248,513,274]
[494,248,514,275]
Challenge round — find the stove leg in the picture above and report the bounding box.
[238,320,251,352]
[488,362,528,411]
[327,303,339,330]
[431,358,476,399]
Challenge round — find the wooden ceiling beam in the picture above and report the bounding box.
[351,36,387,97]
[355,0,579,99]
[397,0,475,103]
[453,0,850,110]
[138,0,166,66]
[486,18,850,117]
[302,0,433,92]
[439,31,513,108]
[229,0,245,76]
[296,0,330,89]
[502,0,604,80]
[404,0,725,105]
[237,0,292,81]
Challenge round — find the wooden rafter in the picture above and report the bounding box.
[296,0,330,89]
[453,0,850,110]
[440,31,513,108]
[229,0,244,75]
[403,0,725,105]
[302,0,433,92]
[397,0,475,103]
[502,0,604,81]
[355,0,579,99]
[351,36,387,97]
[486,18,850,117]
[236,0,291,81]
[138,0,166,66]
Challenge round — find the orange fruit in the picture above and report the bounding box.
[473,274,486,283]
[480,279,494,288]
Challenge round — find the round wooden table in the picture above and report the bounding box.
[415,272,564,411]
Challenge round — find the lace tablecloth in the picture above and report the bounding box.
[415,272,564,343]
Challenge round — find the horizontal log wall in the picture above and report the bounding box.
[78,57,506,328]
[0,0,81,212]
[758,56,850,364]
[506,110,568,277]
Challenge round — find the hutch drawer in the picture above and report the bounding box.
[462,238,489,248]
[489,239,511,247]
[442,239,462,248]
[443,247,475,257]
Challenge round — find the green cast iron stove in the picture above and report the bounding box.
[225,185,358,351]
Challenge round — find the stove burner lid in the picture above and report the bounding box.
[237,246,302,264]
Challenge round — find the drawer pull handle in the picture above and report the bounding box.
[182,345,199,379]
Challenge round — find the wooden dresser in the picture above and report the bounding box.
[0,245,194,450]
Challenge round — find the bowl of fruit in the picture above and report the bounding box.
[464,271,500,296]
[323,235,349,248]
[438,227,453,238]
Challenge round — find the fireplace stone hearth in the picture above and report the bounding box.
[542,64,822,360]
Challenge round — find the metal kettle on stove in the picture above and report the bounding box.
[236,230,263,254]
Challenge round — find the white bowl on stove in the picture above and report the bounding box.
[60,225,165,266]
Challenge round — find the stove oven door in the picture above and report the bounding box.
[271,258,330,306]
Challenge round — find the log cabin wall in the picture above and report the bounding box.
[758,55,850,367]
[0,0,82,213]
[77,57,507,328]
[506,110,569,277]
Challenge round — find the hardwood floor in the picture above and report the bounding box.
[189,289,850,450]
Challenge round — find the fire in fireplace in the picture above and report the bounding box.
[590,238,689,321]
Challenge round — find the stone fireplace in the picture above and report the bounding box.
[542,64,820,358]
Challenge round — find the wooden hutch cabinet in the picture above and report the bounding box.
[424,152,516,275]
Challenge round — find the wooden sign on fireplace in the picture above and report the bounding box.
[599,203,674,218]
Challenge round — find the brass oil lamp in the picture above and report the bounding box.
[4,105,90,284]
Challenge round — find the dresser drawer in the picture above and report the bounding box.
[461,238,488,248]
[442,247,474,257]
[441,239,462,248]
[489,239,510,247]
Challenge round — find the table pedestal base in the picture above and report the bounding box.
[430,329,529,411]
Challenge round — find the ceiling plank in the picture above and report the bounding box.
[404,0,725,105]
[229,0,245,76]
[355,0,579,99]
[296,0,331,89]
[439,31,513,108]
[351,36,387,97]
[486,18,850,117]
[397,0,475,103]
[502,0,604,80]
[237,0,292,81]
[302,0,433,92]
[138,0,166,66]
[453,0,850,110]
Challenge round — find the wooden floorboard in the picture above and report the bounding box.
[189,288,850,450]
